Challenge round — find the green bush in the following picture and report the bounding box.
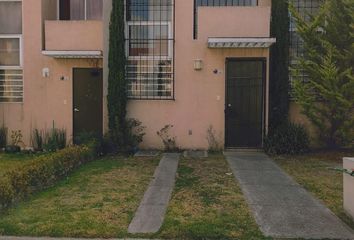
[44,128,67,151]
[0,145,96,210]
[0,125,7,149]
[264,122,310,155]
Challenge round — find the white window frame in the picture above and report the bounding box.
[56,0,103,21]
[0,35,23,70]
[0,0,23,103]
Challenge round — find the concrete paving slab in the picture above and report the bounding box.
[226,156,280,170]
[232,169,298,186]
[251,205,354,239]
[128,153,180,234]
[225,151,354,240]
[242,184,321,207]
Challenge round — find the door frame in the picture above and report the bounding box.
[72,67,104,141]
[224,57,267,149]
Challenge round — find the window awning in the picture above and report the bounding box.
[42,50,103,59]
[208,38,276,48]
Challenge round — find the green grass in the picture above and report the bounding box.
[273,150,354,230]
[0,155,159,238]
[0,153,42,177]
[155,154,269,240]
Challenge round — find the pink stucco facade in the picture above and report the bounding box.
[1,0,273,150]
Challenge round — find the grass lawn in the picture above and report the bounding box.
[0,155,160,238]
[273,150,354,230]
[155,154,268,240]
[0,153,41,177]
[0,153,268,239]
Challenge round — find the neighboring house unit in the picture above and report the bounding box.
[0,0,318,150]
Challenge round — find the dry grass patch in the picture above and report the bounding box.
[0,155,159,238]
[273,150,354,230]
[156,154,268,240]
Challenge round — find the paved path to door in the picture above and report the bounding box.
[225,151,354,240]
[128,153,180,234]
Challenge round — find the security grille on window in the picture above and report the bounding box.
[126,0,174,99]
[289,0,322,84]
[59,0,103,20]
[193,0,258,39]
[0,0,23,103]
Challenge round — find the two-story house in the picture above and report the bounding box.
[0,0,319,150]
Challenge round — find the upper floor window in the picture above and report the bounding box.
[289,0,322,84]
[126,0,175,100]
[0,0,23,103]
[59,0,103,20]
[193,0,258,39]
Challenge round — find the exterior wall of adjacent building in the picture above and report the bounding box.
[0,0,103,147]
[103,0,272,150]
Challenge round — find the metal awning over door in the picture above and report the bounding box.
[208,38,276,48]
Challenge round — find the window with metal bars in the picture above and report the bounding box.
[0,0,23,103]
[289,0,322,84]
[193,0,258,39]
[125,0,174,100]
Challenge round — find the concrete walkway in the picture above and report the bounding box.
[225,151,354,240]
[128,153,180,234]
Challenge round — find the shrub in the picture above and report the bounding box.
[44,128,67,152]
[32,129,44,151]
[0,145,96,210]
[206,125,222,153]
[264,122,310,155]
[0,125,7,149]
[10,130,22,146]
[157,124,178,151]
[105,118,146,154]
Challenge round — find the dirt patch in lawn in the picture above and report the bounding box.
[273,150,354,230]
[0,156,159,238]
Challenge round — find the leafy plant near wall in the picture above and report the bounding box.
[157,125,178,152]
[0,124,7,149]
[290,0,354,148]
[107,0,127,149]
[269,0,290,129]
[44,128,67,152]
[206,125,222,153]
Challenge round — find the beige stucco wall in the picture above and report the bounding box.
[2,0,271,149]
[45,21,103,51]
[344,158,354,220]
[0,0,102,147]
[124,1,271,149]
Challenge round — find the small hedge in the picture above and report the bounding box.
[0,145,96,210]
[264,122,310,155]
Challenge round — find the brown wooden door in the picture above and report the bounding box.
[73,68,103,141]
[225,59,265,148]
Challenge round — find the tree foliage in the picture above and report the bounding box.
[269,0,290,128]
[290,0,354,148]
[108,0,127,147]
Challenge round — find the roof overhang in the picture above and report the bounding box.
[42,50,103,59]
[208,38,276,48]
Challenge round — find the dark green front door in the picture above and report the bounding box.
[73,68,103,141]
[225,59,265,148]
